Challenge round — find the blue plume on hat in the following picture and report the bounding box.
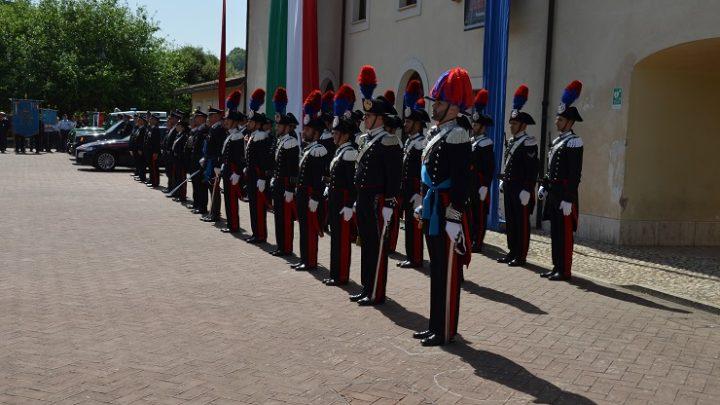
[357,65,377,100]
[273,87,288,115]
[333,84,356,117]
[249,88,265,112]
[561,80,583,106]
[513,85,529,111]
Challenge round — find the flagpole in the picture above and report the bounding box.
[218,0,227,108]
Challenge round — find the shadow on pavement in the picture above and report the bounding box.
[462,280,548,315]
[445,338,598,405]
[374,298,428,332]
[569,277,691,314]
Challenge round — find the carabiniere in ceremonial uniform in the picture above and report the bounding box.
[244,89,273,244]
[219,110,247,234]
[468,89,495,253]
[539,80,584,281]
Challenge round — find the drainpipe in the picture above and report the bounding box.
[243,0,251,115]
[339,0,347,83]
[536,0,555,229]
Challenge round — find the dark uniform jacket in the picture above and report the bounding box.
[142,124,161,156]
[206,121,226,161]
[328,142,358,209]
[244,129,273,182]
[221,127,246,176]
[128,125,146,153]
[162,126,179,158]
[470,134,495,191]
[354,127,402,207]
[272,133,300,193]
[421,120,471,214]
[400,132,427,203]
[172,129,188,165]
[297,141,329,201]
[501,132,539,192]
[542,131,583,219]
[189,123,208,171]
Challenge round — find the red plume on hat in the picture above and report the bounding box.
[321,90,335,114]
[383,89,395,106]
[303,90,322,118]
[273,87,288,115]
[333,84,356,117]
[429,67,473,110]
[249,88,266,112]
[513,85,529,110]
[358,65,377,100]
[226,90,242,112]
[474,89,489,113]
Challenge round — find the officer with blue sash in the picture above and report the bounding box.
[413,68,473,347]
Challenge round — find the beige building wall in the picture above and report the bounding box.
[189,85,245,113]
[246,0,270,107]
[317,0,343,90]
[246,0,720,245]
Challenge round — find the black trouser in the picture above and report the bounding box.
[165,157,175,190]
[59,130,69,151]
[15,136,25,153]
[329,189,353,284]
[470,194,490,250]
[223,173,241,232]
[503,183,534,261]
[296,187,319,266]
[425,225,463,344]
[356,190,389,303]
[403,202,424,265]
[272,182,295,254]
[135,152,146,181]
[191,170,207,212]
[0,132,6,152]
[549,197,577,278]
[247,175,268,240]
[208,174,222,219]
[147,154,159,186]
[32,134,41,153]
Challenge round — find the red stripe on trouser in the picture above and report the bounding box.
[521,205,529,260]
[229,183,240,230]
[307,208,318,267]
[563,205,575,278]
[256,190,267,240]
[339,215,351,283]
[411,216,423,263]
[283,200,294,253]
[475,199,486,246]
[444,235,460,343]
[388,204,400,252]
[372,194,387,303]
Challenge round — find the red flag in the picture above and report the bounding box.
[218,0,227,108]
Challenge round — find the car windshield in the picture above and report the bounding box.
[105,121,128,139]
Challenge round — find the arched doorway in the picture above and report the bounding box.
[320,78,335,92]
[397,70,424,113]
[623,38,720,246]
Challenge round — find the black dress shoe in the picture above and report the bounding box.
[201,216,218,222]
[357,297,373,306]
[349,293,366,302]
[549,273,571,281]
[398,261,421,269]
[246,237,264,244]
[540,269,555,278]
[413,330,433,340]
[325,280,342,286]
[396,260,409,267]
[508,259,526,267]
[295,264,316,271]
[165,193,175,198]
[471,244,482,253]
[421,334,445,347]
[290,262,304,269]
[220,228,238,234]
[497,255,514,264]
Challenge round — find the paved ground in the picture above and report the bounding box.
[1,151,719,405]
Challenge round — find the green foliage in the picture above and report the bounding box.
[227,47,246,76]
[0,0,245,115]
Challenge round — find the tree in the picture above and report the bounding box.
[227,47,246,77]
[0,0,224,114]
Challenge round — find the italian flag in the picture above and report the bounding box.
[266,0,319,120]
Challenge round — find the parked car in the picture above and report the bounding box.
[75,125,168,171]
[67,126,105,154]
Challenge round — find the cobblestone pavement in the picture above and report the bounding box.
[481,232,720,311]
[1,151,719,405]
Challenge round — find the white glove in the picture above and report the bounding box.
[382,206,393,223]
[414,205,423,220]
[257,179,266,193]
[186,173,192,180]
[478,186,488,201]
[560,201,573,216]
[538,186,548,201]
[309,199,319,213]
[519,190,530,206]
[340,207,353,222]
[410,193,422,209]
[284,191,294,203]
[353,202,357,213]
[199,158,206,167]
[270,177,276,188]
[230,173,240,185]
[445,221,462,241]
[498,180,504,193]
[323,186,329,198]
[213,167,221,176]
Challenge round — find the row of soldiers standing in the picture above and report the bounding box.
[132,66,584,347]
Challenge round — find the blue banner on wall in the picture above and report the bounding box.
[11,99,41,138]
[482,0,511,230]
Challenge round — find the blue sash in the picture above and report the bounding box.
[421,164,452,236]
